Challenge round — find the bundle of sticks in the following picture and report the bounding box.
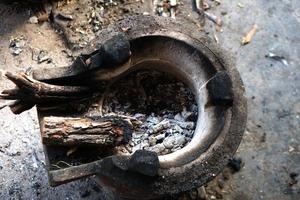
[0,71,92,114]
[0,34,131,114]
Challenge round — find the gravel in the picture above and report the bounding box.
[9,36,26,56]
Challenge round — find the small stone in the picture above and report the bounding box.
[128,150,159,176]
[101,34,131,66]
[28,16,38,24]
[170,0,177,7]
[227,157,243,172]
[206,71,233,106]
[38,50,51,63]
[93,25,100,32]
[9,37,25,56]
[221,11,228,16]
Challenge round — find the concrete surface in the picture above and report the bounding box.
[0,0,299,199]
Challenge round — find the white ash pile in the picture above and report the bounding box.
[102,70,198,156]
[131,109,196,155]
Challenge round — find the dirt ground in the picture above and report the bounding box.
[0,0,299,199]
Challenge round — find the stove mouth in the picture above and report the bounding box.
[97,35,231,168]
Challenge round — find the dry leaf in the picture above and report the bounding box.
[242,24,258,45]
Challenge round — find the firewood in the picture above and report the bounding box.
[41,116,134,146]
[0,71,92,114]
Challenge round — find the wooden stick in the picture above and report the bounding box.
[42,116,133,146]
[0,72,93,114]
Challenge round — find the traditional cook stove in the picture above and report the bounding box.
[34,15,247,199]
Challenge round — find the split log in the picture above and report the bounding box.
[0,71,93,114]
[42,116,134,146]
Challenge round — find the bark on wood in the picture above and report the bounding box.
[0,71,92,114]
[42,116,133,146]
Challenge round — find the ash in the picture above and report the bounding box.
[102,70,198,156]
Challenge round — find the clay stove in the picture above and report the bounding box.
[34,16,246,199]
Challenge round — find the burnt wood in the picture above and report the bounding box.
[42,116,133,146]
